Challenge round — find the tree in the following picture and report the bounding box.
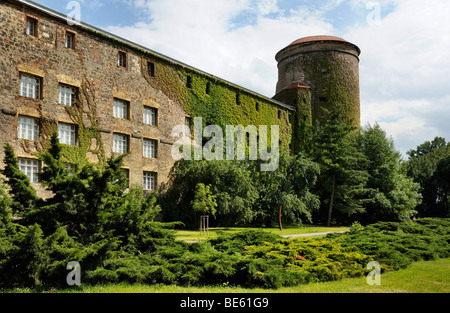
[160,159,258,227]
[310,106,369,225]
[358,123,421,222]
[1,143,39,215]
[433,155,450,216]
[252,151,320,227]
[406,137,449,217]
[191,183,217,217]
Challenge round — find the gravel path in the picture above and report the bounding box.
[281,230,347,238]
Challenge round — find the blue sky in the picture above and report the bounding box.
[31,0,450,157]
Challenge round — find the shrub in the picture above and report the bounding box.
[328,218,450,270]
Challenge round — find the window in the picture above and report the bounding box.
[236,93,241,105]
[143,139,157,158]
[278,110,282,119]
[26,17,37,37]
[113,133,128,154]
[114,98,129,120]
[19,158,40,183]
[65,31,75,49]
[64,163,76,176]
[58,123,77,146]
[186,76,192,88]
[148,62,155,76]
[185,117,191,135]
[18,116,39,141]
[143,107,157,126]
[255,102,260,112]
[143,171,157,191]
[19,73,41,99]
[205,82,211,94]
[117,51,127,68]
[58,84,77,106]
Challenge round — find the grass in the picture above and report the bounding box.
[6,258,449,293]
[174,225,349,241]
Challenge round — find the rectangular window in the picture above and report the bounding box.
[64,163,76,176]
[148,62,155,76]
[26,17,37,37]
[185,117,191,135]
[65,31,75,49]
[19,73,41,99]
[58,84,77,106]
[143,106,157,126]
[58,123,77,146]
[143,171,157,191]
[117,51,127,68]
[186,76,192,89]
[114,98,129,120]
[113,133,128,154]
[18,116,39,141]
[143,139,157,158]
[18,158,40,183]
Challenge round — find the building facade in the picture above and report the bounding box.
[0,0,360,196]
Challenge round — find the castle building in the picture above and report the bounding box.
[0,0,360,196]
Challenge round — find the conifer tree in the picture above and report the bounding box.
[310,106,369,225]
[1,143,38,215]
[359,123,421,222]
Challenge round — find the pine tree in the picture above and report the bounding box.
[359,123,421,222]
[310,106,369,225]
[1,143,39,215]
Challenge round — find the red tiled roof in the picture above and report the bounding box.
[283,82,310,90]
[288,35,349,46]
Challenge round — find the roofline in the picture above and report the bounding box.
[15,0,295,111]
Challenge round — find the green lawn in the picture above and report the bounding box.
[174,225,349,241]
[7,258,448,293]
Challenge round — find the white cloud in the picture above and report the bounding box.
[345,0,450,154]
[107,0,333,96]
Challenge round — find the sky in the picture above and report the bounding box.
[32,0,450,158]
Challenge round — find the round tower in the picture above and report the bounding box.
[275,35,361,127]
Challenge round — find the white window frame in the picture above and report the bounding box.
[18,116,39,141]
[65,32,75,49]
[18,158,40,183]
[19,73,41,99]
[58,123,77,146]
[113,133,128,154]
[114,98,129,120]
[117,51,127,68]
[143,171,156,191]
[26,18,37,36]
[58,84,77,106]
[143,106,156,126]
[143,139,157,158]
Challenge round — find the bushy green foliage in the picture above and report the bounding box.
[160,151,320,228]
[242,238,373,288]
[406,137,450,217]
[310,106,370,225]
[1,135,449,290]
[359,124,421,223]
[328,218,450,271]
